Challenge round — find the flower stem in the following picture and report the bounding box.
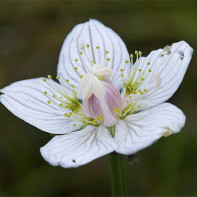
[108,153,127,197]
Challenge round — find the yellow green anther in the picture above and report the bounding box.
[130,54,133,58]
[74,58,78,62]
[80,75,83,79]
[74,67,78,71]
[43,78,47,82]
[147,62,150,65]
[86,44,90,48]
[47,75,52,79]
[73,123,77,127]
[135,51,138,55]
[107,58,110,61]
[121,74,124,77]
[92,60,95,64]
[141,78,144,81]
[66,79,69,83]
[96,46,99,49]
[80,52,83,55]
[120,69,124,72]
[133,91,137,94]
[52,94,55,97]
[129,96,132,99]
[56,76,60,80]
[64,113,68,117]
[71,85,75,88]
[137,105,141,109]
[148,69,152,72]
[106,50,109,54]
[60,96,63,99]
[125,60,129,64]
[92,120,97,125]
[139,51,142,56]
[97,115,104,120]
[59,103,63,107]
[44,91,47,95]
[113,108,121,114]
[144,89,148,92]
[47,100,51,104]
[138,69,142,72]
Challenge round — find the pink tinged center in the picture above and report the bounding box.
[82,79,122,127]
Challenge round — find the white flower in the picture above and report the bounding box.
[0,19,193,168]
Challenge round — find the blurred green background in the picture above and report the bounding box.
[0,0,197,196]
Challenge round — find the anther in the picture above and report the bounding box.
[139,51,142,56]
[107,58,110,61]
[44,91,47,95]
[148,69,152,72]
[120,69,124,72]
[147,62,150,65]
[47,75,52,79]
[137,105,141,109]
[74,67,78,71]
[106,50,109,54]
[56,76,60,80]
[86,44,90,48]
[96,46,100,49]
[73,123,77,127]
[80,75,83,78]
[47,100,51,104]
[52,94,55,98]
[138,69,142,72]
[80,52,83,55]
[135,51,138,55]
[125,60,129,64]
[144,89,148,92]
[66,79,69,83]
[130,54,133,58]
[141,78,144,81]
[74,58,78,62]
[43,78,47,82]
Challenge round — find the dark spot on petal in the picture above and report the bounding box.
[179,50,184,60]
[72,159,76,163]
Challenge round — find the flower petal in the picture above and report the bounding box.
[0,78,80,134]
[57,19,130,91]
[136,41,193,109]
[92,64,113,76]
[40,125,116,168]
[114,103,185,155]
[78,73,106,100]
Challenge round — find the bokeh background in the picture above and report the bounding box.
[0,0,197,196]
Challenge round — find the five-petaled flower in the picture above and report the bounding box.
[0,19,193,168]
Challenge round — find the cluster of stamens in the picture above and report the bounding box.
[42,44,113,128]
[121,51,151,97]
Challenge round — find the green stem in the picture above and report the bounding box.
[108,153,127,197]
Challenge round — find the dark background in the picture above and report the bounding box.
[0,1,197,196]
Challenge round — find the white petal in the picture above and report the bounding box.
[92,76,106,99]
[78,73,105,100]
[153,72,162,89]
[40,125,116,168]
[57,19,130,91]
[114,103,185,155]
[0,78,79,134]
[136,41,193,109]
[78,73,94,100]
[92,64,112,76]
